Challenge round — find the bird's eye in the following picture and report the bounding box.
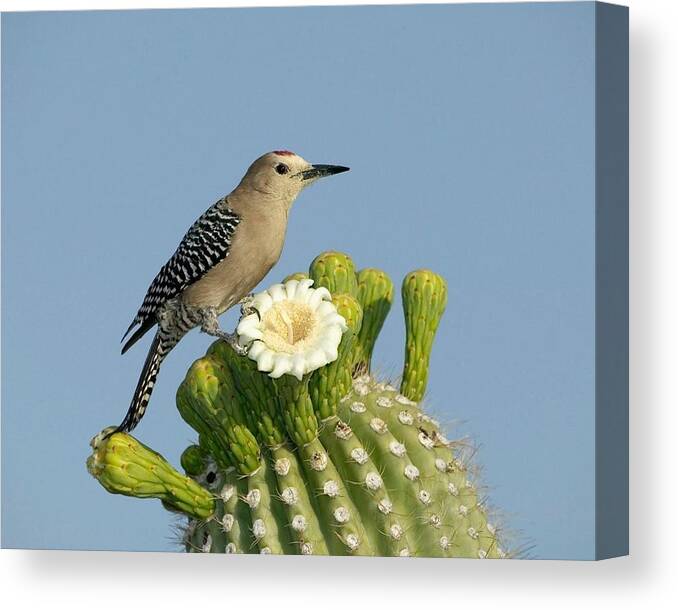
[275,163,289,175]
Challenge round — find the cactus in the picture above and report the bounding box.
[89,251,507,558]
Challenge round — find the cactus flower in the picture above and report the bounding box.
[89,251,508,558]
[236,278,348,380]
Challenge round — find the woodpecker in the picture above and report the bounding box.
[116,151,349,433]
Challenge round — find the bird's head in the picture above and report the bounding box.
[238,151,349,209]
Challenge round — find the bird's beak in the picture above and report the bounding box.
[300,164,350,181]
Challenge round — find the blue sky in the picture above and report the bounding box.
[2,2,596,558]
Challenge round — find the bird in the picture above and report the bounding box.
[115,150,349,434]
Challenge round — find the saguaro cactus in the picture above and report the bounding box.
[88,251,507,558]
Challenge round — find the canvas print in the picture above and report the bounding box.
[0,2,629,559]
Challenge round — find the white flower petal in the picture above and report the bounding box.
[290,354,306,380]
[307,289,326,309]
[304,349,329,373]
[322,326,344,347]
[234,277,348,379]
[322,344,339,363]
[269,354,292,378]
[267,284,287,302]
[284,280,300,300]
[294,280,313,303]
[237,313,260,328]
[252,292,273,315]
[247,341,266,359]
[316,301,336,317]
[321,312,348,329]
[255,348,276,372]
[237,315,264,342]
[315,286,331,301]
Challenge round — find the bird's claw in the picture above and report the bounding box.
[218,330,251,357]
[230,340,251,357]
[239,294,261,320]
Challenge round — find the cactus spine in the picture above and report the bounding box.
[89,251,506,558]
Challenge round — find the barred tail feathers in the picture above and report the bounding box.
[116,332,177,433]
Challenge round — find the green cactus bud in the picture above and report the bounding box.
[87,428,215,520]
[309,293,363,419]
[212,340,287,449]
[309,251,358,297]
[90,253,507,559]
[176,355,261,475]
[400,269,448,402]
[353,268,394,375]
[283,271,309,283]
[180,444,207,476]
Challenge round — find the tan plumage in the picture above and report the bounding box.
[180,157,294,312]
[115,151,349,433]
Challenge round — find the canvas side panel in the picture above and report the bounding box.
[595,1,629,560]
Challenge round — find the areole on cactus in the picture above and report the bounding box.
[88,251,507,558]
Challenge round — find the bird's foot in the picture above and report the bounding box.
[199,312,251,356]
[219,330,251,357]
[239,294,260,320]
[230,339,251,357]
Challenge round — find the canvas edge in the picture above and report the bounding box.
[594,0,629,560]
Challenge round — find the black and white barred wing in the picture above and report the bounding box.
[121,199,240,354]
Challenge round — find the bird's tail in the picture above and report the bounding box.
[114,331,179,434]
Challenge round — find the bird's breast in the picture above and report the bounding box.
[181,212,286,313]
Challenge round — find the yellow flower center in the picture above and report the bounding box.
[261,301,318,354]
